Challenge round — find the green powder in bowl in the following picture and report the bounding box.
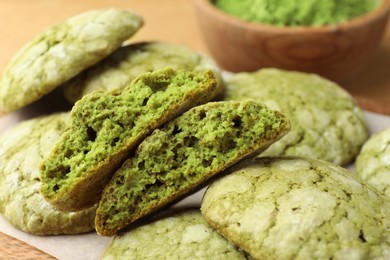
[213,0,381,26]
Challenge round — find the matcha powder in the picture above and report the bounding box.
[213,0,380,26]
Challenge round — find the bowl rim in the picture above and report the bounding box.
[195,0,390,33]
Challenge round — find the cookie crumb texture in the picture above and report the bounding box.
[225,68,369,165]
[96,100,290,236]
[40,68,217,211]
[356,127,390,198]
[201,157,390,259]
[64,41,223,103]
[0,8,143,112]
[0,113,96,235]
[102,209,247,259]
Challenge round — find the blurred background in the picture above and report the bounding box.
[0,0,207,71]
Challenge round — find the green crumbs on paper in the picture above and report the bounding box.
[213,0,380,26]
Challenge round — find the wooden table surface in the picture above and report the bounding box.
[0,0,390,114]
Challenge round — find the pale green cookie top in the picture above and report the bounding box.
[0,113,96,235]
[0,8,143,112]
[102,209,247,260]
[201,156,390,259]
[356,127,390,198]
[63,41,223,103]
[224,68,369,165]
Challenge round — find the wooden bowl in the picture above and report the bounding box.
[195,0,390,83]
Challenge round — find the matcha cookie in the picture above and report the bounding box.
[40,68,218,212]
[355,127,390,198]
[0,113,96,235]
[102,209,248,259]
[224,68,369,165]
[0,8,143,112]
[63,41,224,103]
[96,100,290,236]
[201,156,390,259]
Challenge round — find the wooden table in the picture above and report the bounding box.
[0,0,390,114]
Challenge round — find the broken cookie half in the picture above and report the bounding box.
[95,100,290,236]
[40,68,218,211]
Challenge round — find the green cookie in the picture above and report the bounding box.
[0,113,96,235]
[201,156,390,259]
[102,209,247,259]
[356,127,390,198]
[95,100,290,236]
[224,68,369,165]
[40,68,218,212]
[63,41,224,103]
[0,8,143,112]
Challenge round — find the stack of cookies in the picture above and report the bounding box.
[0,8,388,259]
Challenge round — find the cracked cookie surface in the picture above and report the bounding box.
[0,113,96,235]
[201,156,390,259]
[63,41,223,103]
[102,209,248,260]
[356,127,390,198]
[0,8,143,112]
[224,68,369,165]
